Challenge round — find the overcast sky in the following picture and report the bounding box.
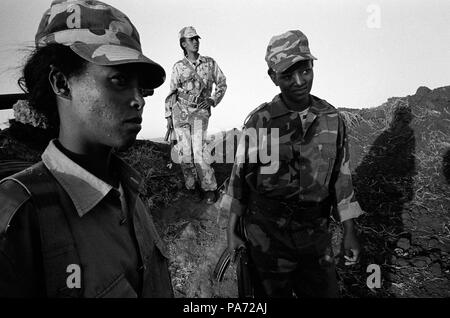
[0,0,449,139]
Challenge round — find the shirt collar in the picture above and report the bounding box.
[41,140,143,217]
[270,94,335,119]
[184,54,206,65]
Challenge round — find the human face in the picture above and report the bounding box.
[271,60,314,107]
[66,63,151,151]
[183,36,200,54]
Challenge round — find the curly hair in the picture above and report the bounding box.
[18,43,87,129]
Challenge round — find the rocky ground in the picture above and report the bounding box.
[1,85,449,298]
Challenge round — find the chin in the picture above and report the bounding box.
[114,134,137,151]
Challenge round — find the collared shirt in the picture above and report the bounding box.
[0,140,156,297]
[42,140,132,218]
[165,55,227,117]
[221,94,364,223]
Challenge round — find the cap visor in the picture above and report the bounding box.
[70,43,166,89]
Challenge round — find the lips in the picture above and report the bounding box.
[124,117,142,125]
[123,117,142,131]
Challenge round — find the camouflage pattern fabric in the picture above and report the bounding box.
[172,105,217,191]
[165,55,227,118]
[35,0,165,89]
[244,210,338,297]
[265,30,317,73]
[221,94,364,223]
[178,26,200,39]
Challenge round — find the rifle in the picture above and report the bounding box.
[213,217,257,298]
[164,127,172,143]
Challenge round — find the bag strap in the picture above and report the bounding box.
[9,162,82,297]
[180,58,206,93]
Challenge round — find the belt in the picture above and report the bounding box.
[247,191,331,222]
[178,91,205,107]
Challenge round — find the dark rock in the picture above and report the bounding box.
[430,263,442,277]
[396,258,409,267]
[397,238,411,250]
[411,256,432,268]
[430,252,441,262]
[427,238,440,249]
[416,86,431,96]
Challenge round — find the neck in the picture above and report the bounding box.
[186,51,199,61]
[281,94,311,112]
[56,134,117,187]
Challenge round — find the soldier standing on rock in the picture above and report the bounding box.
[165,26,227,204]
[0,0,173,297]
[221,30,364,297]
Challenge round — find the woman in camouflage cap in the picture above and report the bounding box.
[0,0,173,297]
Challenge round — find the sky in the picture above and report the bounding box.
[0,0,449,139]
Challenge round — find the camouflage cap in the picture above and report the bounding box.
[179,26,201,39]
[265,30,317,73]
[35,0,165,89]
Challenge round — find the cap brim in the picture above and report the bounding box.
[273,53,317,73]
[180,35,201,39]
[70,43,166,89]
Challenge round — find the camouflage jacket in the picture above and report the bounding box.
[165,55,227,118]
[221,94,364,222]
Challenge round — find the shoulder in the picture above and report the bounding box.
[173,59,187,69]
[201,56,215,63]
[0,178,33,237]
[311,95,339,115]
[243,102,271,128]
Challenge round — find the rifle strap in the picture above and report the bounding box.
[180,58,206,93]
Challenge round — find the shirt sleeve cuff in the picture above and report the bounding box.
[219,193,246,216]
[337,201,365,223]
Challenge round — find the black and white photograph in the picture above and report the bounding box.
[0,0,449,309]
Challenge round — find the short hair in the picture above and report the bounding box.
[179,37,187,56]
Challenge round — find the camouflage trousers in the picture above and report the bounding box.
[243,209,339,298]
[172,103,217,191]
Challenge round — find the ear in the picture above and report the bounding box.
[49,65,71,99]
[181,40,188,49]
[267,69,279,87]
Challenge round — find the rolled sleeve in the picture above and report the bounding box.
[334,115,365,222]
[164,65,181,118]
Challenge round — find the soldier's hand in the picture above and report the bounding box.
[343,229,361,266]
[198,98,215,109]
[166,117,173,129]
[227,232,245,260]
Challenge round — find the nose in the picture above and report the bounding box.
[130,88,145,111]
[292,71,304,86]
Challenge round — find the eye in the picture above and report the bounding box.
[110,73,128,87]
[302,69,312,76]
